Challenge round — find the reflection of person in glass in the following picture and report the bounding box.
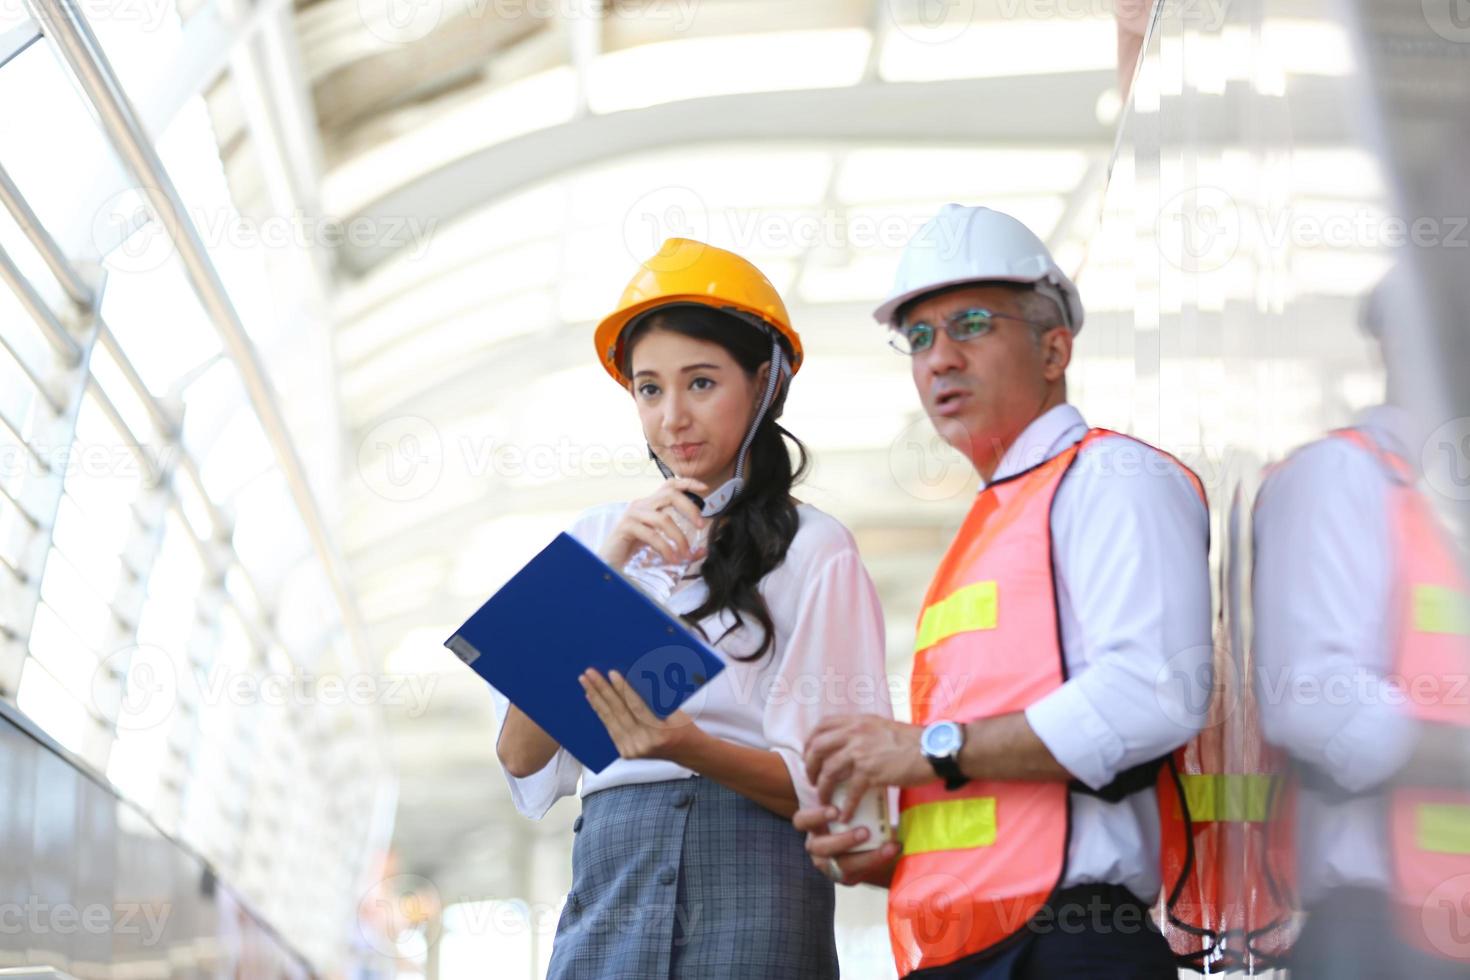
[490,239,891,979]
[1253,268,1470,977]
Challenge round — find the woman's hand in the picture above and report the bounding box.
[580,668,702,764]
[599,478,710,568]
[793,805,902,887]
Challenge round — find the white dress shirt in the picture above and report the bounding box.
[1252,404,1421,900]
[491,501,892,819]
[997,404,1213,901]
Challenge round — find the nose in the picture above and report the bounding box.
[661,387,692,435]
[919,326,967,380]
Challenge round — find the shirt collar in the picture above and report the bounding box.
[1353,403,1417,465]
[987,403,1089,487]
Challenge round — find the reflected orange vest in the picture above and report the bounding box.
[888,428,1214,975]
[1334,428,1470,961]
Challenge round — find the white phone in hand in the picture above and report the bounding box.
[828,784,896,853]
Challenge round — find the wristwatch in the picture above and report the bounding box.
[921,720,970,791]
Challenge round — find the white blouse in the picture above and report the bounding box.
[489,500,891,819]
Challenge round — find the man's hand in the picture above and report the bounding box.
[793,805,901,887]
[803,714,933,822]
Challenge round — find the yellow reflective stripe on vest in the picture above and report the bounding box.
[1413,585,1470,636]
[899,797,997,855]
[915,581,998,653]
[1179,774,1276,822]
[1416,803,1470,854]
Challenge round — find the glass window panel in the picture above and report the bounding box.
[172,467,216,539]
[99,248,221,397]
[106,725,169,812]
[0,401,41,508]
[51,492,131,597]
[0,198,75,355]
[88,341,164,446]
[225,566,262,627]
[0,337,49,446]
[0,256,55,383]
[198,407,273,503]
[158,96,286,353]
[0,39,136,267]
[27,598,101,697]
[230,471,307,587]
[178,357,241,456]
[274,562,333,661]
[0,493,30,582]
[16,655,92,757]
[38,548,113,653]
[63,397,146,541]
[136,512,205,655]
[79,0,183,115]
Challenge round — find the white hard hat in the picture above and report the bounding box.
[874,204,1084,334]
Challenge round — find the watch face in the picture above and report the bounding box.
[923,721,961,757]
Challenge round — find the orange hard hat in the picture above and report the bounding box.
[593,238,804,388]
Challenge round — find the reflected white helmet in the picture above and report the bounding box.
[874,204,1084,334]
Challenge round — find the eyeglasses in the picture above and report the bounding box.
[888,307,1053,356]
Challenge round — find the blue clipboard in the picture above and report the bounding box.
[446,532,726,773]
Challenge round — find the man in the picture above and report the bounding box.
[796,204,1212,977]
[1252,267,1470,977]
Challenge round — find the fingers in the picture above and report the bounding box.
[664,477,710,498]
[622,522,681,565]
[807,714,859,740]
[582,685,631,757]
[814,753,855,806]
[792,806,833,834]
[627,505,694,562]
[648,510,694,558]
[661,483,708,531]
[803,726,851,786]
[837,777,871,825]
[608,670,658,724]
[581,669,638,742]
[804,826,872,859]
[835,842,902,883]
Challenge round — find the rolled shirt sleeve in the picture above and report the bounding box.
[762,549,892,813]
[489,685,583,820]
[1024,439,1214,791]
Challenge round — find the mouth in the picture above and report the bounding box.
[933,390,970,416]
[669,442,704,459]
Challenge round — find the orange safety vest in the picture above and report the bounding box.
[1324,428,1470,961]
[889,428,1215,975]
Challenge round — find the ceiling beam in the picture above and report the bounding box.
[339,71,1117,275]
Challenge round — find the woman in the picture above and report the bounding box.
[492,238,891,979]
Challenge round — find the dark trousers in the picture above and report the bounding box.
[907,884,1178,980]
[1289,885,1468,980]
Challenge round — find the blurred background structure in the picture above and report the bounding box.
[0,0,1466,976]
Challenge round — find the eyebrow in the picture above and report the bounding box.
[632,363,724,379]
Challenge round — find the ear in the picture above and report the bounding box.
[1040,326,1072,382]
[753,361,771,398]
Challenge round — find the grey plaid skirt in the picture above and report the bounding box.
[546,776,839,979]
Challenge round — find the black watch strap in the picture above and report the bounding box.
[929,753,969,791]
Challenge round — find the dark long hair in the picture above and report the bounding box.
[622,305,810,661]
